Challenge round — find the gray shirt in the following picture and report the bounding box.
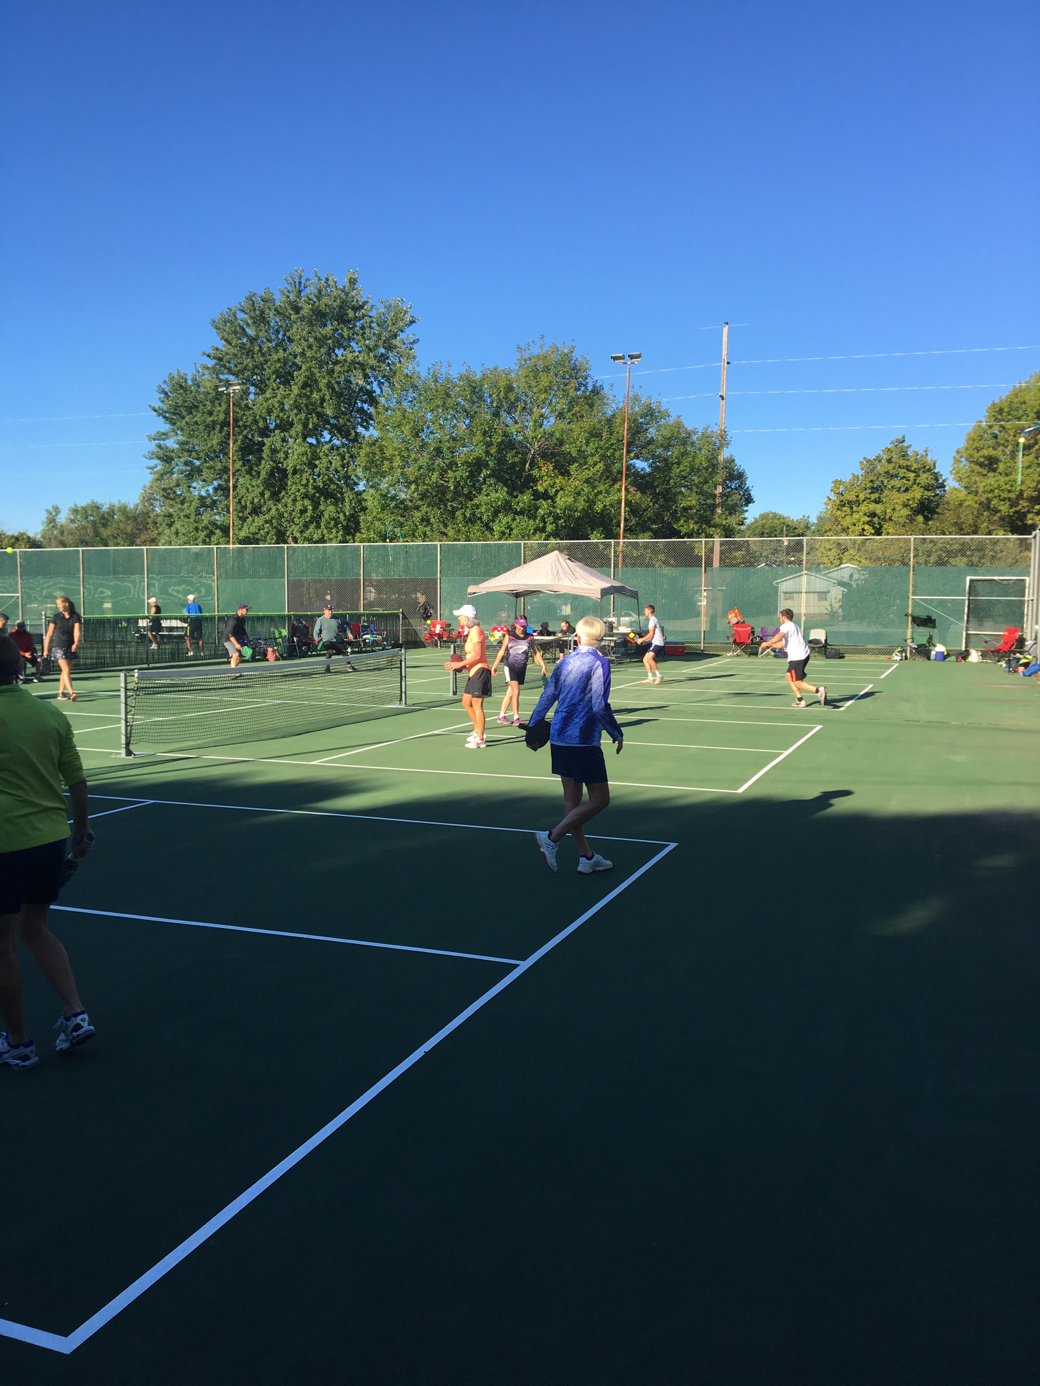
[312,615,343,643]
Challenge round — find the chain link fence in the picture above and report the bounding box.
[2,535,1035,660]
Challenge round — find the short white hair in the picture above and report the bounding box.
[575,615,605,645]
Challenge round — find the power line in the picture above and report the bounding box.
[663,383,1015,402]
[597,344,1040,379]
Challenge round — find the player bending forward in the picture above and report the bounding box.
[760,608,827,708]
[527,615,623,874]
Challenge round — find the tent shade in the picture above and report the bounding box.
[467,549,639,603]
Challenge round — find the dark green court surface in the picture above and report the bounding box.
[2,650,1037,1385]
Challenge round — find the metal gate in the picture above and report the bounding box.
[963,576,1028,648]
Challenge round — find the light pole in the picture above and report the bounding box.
[712,321,730,569]
[218,381,244,546]
[610,352,642,571]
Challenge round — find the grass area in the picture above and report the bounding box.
[2,648,1037,1385]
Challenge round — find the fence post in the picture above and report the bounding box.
[800,537,808,628]
[436,542,441,622]
[142,547,149,610]
[1028,528,1040,652]
[283,545,288,613]
[906,536,915,647]
[700,539,706,650]
[78,548,85,616]
[16,548,22,623]
[213,546,219,613]
[400,645,407,706]
[359,544,364,612]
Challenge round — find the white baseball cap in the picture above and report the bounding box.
[453,604,478,619]
[187,594,196,601]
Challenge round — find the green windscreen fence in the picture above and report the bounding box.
[5,535,1034,652]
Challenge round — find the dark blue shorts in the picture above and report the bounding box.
[0,838,66,916]
[550,744,608,785]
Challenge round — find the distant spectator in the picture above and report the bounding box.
[313,605,349,655]
[0,614,8,634]
[42,596,81,702]
[10,621,41,683]
[184,595,204,656]
[558,619,576,641]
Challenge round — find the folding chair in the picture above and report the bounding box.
[983,627,1023,662]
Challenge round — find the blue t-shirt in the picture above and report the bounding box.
[184,602,203,616]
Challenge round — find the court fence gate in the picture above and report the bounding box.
[1,533,1035,665]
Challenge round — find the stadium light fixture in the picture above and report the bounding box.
[610,354,642,570]
[1018,424,1039,491]
[217,380,244,546]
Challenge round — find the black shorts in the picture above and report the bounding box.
[187,619,203,638]
[643,644,665,660]
[0,839,66,915]
[503,663,527,686]
[550,744,608,785]
[464,668,492,698]
[788,656,810,680]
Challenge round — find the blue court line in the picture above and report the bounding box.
[1,841,676,1354]
[50,905,522,966]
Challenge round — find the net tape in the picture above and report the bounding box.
[126,648,404,750]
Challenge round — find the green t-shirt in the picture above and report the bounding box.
[0,683,85,852]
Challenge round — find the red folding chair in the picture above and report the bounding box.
[983,627,1023,659]
[729,622,756,656]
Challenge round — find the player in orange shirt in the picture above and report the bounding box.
[445,604,491,749]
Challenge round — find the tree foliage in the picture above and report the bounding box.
[818,437,946,535]
[39,498,158,548]
[939,373,1040,533]
[359,341,751,540]
[145,270,417,544]
[741,509,813,537]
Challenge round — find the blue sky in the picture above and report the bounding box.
[1,0,1037,534]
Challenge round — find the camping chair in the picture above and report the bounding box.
[729,622,756,656]
[983,627,1023,662]
[759,626,783,657]
[807,628,827,656]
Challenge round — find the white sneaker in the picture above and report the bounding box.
[54,1010,95,1051]
[535,830,558,872]
[577,853,613,873]
[465,732,479,744]
[464,737,486,749]
[793,698,807,708]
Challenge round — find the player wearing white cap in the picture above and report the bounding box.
[445,605,491,749]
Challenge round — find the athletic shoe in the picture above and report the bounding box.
[54,1011,95,1052]
[0,1034,39,1070]
[187,651,194,657]
[512,715,522,726]
[818,685,828,707]
[793,698,807,708]
[577,853,613,874]
[654,673,663,684]
[496,713,510,724]
[535,830,558,872]
[464,737,487,749]
[465,732,480,744]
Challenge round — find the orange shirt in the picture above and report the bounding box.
[463,623,489,672]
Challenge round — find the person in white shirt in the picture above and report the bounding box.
[634,604,666,684]
[759,608,827,708]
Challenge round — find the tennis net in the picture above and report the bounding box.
[121,648,406,754]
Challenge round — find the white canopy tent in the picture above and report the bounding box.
[466,549,639,604]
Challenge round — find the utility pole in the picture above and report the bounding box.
[712,321,729,569]
[218,381,244,546]
[610,352,642,570]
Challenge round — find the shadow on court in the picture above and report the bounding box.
[2,775,1037,1386]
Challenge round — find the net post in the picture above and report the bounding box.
[400,645,407,706]
[119,671,133,757]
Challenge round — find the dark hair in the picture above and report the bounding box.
[645,604,655,613]
[780,608,794,621]
[0,634,20,682]
[56,595,81,619]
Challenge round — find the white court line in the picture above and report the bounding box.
[70,725,122,736]
[879,663,899,679]
[736,724,823,793]
[621,713,825,729]
[837,684,874,711]
[327,762,740,794]
[620,739,792,753]
[83,795,672,846]
[312,720,473,763]
[69,801,153,822]
[51,906,522,966]
[4,842,676,1355]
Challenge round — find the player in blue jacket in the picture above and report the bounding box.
[527,615,623,875]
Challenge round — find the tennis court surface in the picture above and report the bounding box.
[3,649,1037,1386]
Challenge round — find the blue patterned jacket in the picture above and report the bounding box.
[527,645,624,747]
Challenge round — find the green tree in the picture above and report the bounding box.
[39,497,158,547]
[360,341,751,540]
[741,509,813,537]
[0,529,41,550]
[818,437,946,535]
[146,270,417,544]
[939,373,1040,533]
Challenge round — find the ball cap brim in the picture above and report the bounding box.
[453,604,478,619]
